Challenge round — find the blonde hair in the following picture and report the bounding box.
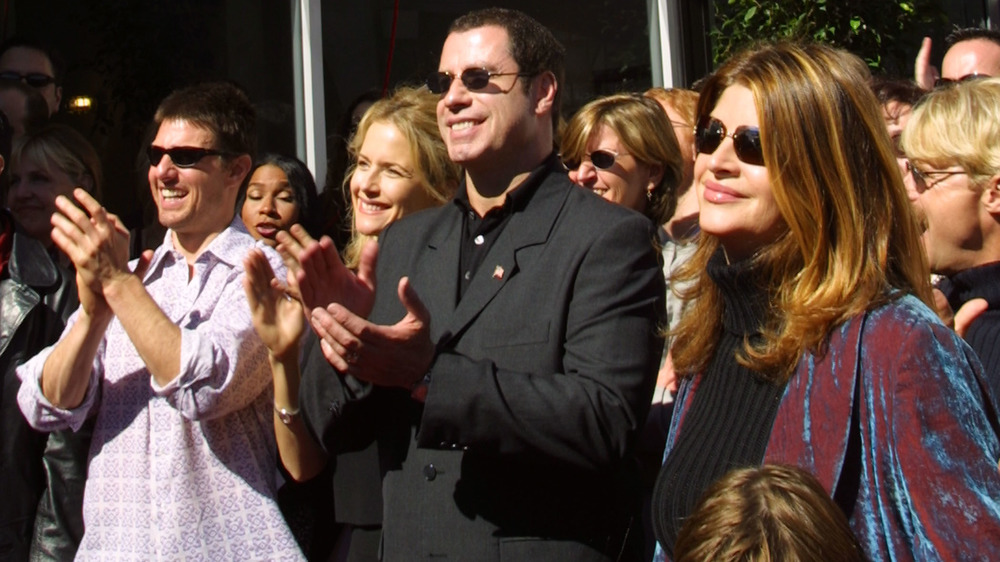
[342,86,461,268]
[671,42,932,381]
[560,93,683,224]
[902,76,1000,187]
[674,465,866,562]
[644,87,699,127]
[11,123,103,199]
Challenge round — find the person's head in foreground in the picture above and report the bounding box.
[674,464,866,562]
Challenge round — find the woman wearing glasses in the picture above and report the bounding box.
[244,85,460,561]
[650,43,1000,561]
[559,93,683,225]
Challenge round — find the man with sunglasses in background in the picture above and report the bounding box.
[16,82,304,560]
[0,37,63,115]
[915,27,1000,90]
[289,7,665,562]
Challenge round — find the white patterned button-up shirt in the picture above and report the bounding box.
[18,219,304,561]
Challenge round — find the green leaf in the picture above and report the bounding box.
[850,18,861,31]
[745,6,757,21]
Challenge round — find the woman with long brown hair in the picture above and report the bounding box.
[651,42,1000,560]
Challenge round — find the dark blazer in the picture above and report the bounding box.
[657,295,1000,561]
[300,160,665,561]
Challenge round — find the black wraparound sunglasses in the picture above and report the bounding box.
[147,146,231,168]
[427,68,533,95]
[694,115,765,166]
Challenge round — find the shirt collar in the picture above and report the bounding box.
[453,152,562,217]
[146,217,253,276]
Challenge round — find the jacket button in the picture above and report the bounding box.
[423,464,437,481]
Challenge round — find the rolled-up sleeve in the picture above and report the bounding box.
[150,244,285,422]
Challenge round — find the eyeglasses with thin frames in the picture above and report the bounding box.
[427,68,534,95]
[905,160,967,192]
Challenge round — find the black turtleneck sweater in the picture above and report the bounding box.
[650,251,788,556]
[939,261,1000,402]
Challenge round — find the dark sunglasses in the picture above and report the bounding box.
[147,146,230,168]
[427,68,532,95]
[563,149,622,171]
[0,71,55,88]
[934,73,988,88]
[694,115,764,166]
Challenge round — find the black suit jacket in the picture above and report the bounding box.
[300,160,665,561]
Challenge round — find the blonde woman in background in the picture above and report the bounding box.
[244,85,460,561]
[559,93,682,225]
[342,86,460,268]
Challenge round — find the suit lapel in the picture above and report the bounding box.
[417,211,461,343]
[437,172,571,348]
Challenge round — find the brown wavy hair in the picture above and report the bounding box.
[674,464,866,562]
[671,42,933,382]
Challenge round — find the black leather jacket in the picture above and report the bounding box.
[0,217,79,562]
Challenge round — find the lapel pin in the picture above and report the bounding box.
[493,265,504,280]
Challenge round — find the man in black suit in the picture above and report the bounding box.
[293,8,665,561]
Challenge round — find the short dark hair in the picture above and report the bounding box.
[945,27,1000,49]
[153,81,256,159]
[449,8,565,131]
[243,153,321,237]
[870,76,927,106]
[0,36,65,83]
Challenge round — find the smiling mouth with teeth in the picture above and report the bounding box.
[161,189,185,199]
[358,200,387,212]
[451,121,475,131]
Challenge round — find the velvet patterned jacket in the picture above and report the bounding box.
[657,295,1000,561]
